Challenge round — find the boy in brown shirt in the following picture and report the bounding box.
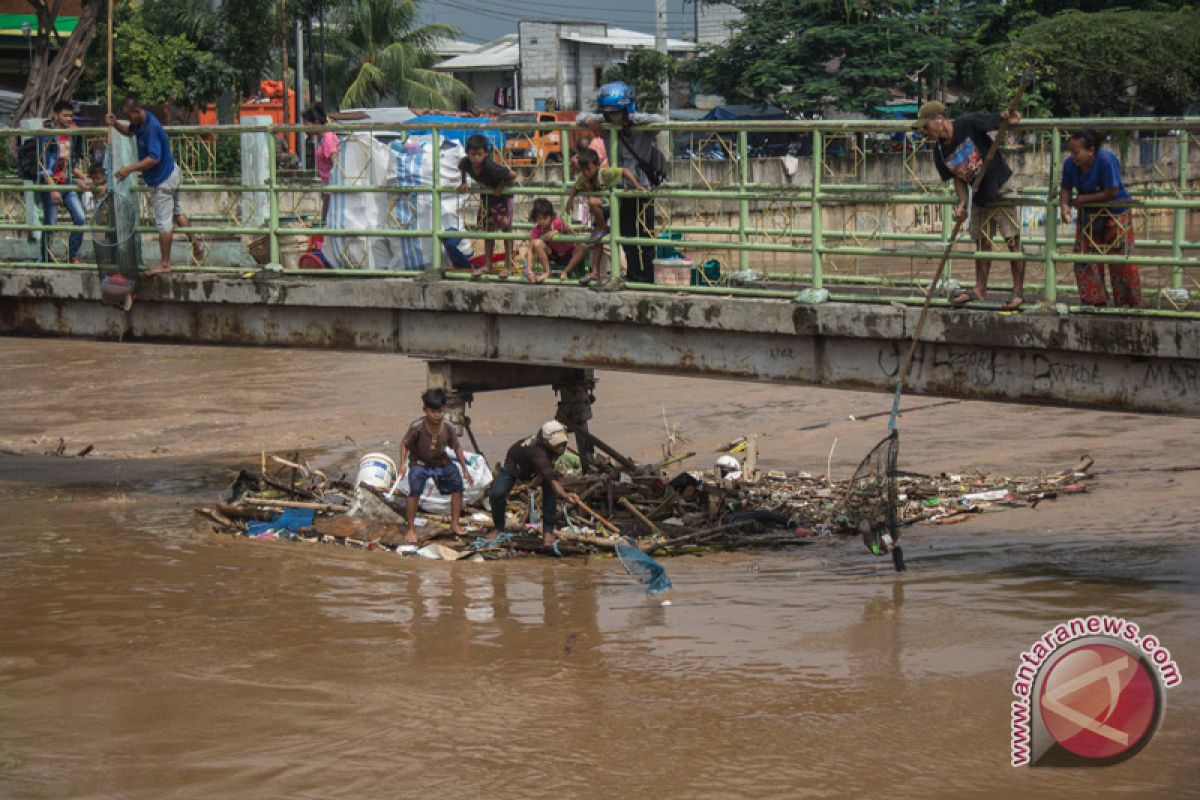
[398,388,473,543]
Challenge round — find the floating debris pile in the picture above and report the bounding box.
[195,443,1098,561]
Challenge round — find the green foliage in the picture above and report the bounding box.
[325,0,471,109]
[219,0,279,97]
[215,133,242,177]
[603,47,677,112]
[113,22,188,105]
[697,0,1007,113]
[100,19,234,110]
[969,9,1200,116]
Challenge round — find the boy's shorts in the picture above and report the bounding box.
[150,166,184,233]
[484,197,514,232]
[408,462,464,497]
[970,187,1020,244]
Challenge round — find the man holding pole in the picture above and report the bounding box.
[917,101,1026,310]
[489,421,581,547]
[105,97,203,276]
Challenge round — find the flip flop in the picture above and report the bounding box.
[949,289,983,307]
[1001,296,1024,311]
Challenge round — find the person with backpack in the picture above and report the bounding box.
[31,100,88,263]
[577,82,667,284]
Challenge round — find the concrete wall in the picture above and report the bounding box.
[3,270,1197,415]
[453,70,512,112]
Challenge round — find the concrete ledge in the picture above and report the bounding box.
[2,269,1198,415]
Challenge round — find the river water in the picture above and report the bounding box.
[1,338,1197,798]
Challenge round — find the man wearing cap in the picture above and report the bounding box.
[917,101,1027,310]
[489,421,581,547]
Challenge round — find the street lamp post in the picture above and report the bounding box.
[21,21,32,74]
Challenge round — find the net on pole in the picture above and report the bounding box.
[840,429,900,559]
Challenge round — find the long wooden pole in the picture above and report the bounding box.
[106,0,113,113]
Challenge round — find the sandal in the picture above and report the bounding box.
[1001,296,1024,311]
[950,289,983,307]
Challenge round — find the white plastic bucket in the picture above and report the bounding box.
[357,452,397,491]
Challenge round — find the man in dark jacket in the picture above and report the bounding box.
[918,101,1027,310]
[489,421,581,547]
[37,100,87,263]
[577,81,664,284]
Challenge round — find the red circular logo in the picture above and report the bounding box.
[1038,642,1159,760]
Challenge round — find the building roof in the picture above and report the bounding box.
[560,26,696,52]
[435,34,519,72]
[436,25,696,73]
[434,39,481,59]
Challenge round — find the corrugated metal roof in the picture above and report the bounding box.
[435,34,519,71]
[561,27,696,51]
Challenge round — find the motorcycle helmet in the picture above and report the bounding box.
[596,81,636,114]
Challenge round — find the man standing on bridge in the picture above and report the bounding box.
[106,97,204,276]
[917,101,1027,311]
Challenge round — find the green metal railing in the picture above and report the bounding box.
[1,116,1197,316]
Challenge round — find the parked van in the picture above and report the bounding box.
[499,111,580,166]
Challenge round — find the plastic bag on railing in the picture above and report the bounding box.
[324,132,392,270]
[615,536,673,595]
[387,449,492,514]
[372,136,472,272]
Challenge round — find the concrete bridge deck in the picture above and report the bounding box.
[1,269,1198,416]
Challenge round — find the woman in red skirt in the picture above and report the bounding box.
[1059,130,1141,307]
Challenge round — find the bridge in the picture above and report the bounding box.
[1,115,1197,423]
[2,268,1197,417]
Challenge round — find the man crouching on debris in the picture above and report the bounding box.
[398,388,473,544]
[490,421,581,548]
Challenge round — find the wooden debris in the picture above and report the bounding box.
[196,447,1099,562]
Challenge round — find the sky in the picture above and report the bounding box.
[421,0,702,45]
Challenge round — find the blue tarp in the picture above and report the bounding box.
[873,103,919,120]
[702,104,790,121]
[405,115,505,150]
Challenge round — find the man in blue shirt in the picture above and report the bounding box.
[105,97,203,276]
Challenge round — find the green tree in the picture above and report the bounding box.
[697,0,1007,113]
[968,8,1200,116]
[219,0,279,98]
[603,47,677,112]
[325,0,470,109]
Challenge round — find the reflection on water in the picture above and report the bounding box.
[1,337,1199,798]
[1,467,1197,800]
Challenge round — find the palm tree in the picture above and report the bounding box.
[325,0,471,109]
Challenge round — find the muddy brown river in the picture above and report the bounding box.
[1,338,1197,798]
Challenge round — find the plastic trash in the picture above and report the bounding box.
[614,536,672,595]
[388,449,493,514]
[961,489,1011,502]
[794,287,830,305]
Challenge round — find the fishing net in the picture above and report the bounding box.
[92,140,141,280]
[841,429,902,569]
[614,536,673,595]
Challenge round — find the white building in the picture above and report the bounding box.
[434,34,521,112]
[435,23,696,113]
[695,2,742,46]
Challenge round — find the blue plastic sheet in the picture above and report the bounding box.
[614,536,672,595]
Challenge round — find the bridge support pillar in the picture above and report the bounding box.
[425,360,597,466]
[553,376,597,473]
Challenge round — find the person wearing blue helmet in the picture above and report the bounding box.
[578,82,665,284]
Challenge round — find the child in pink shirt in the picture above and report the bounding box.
[526,198,581,283]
